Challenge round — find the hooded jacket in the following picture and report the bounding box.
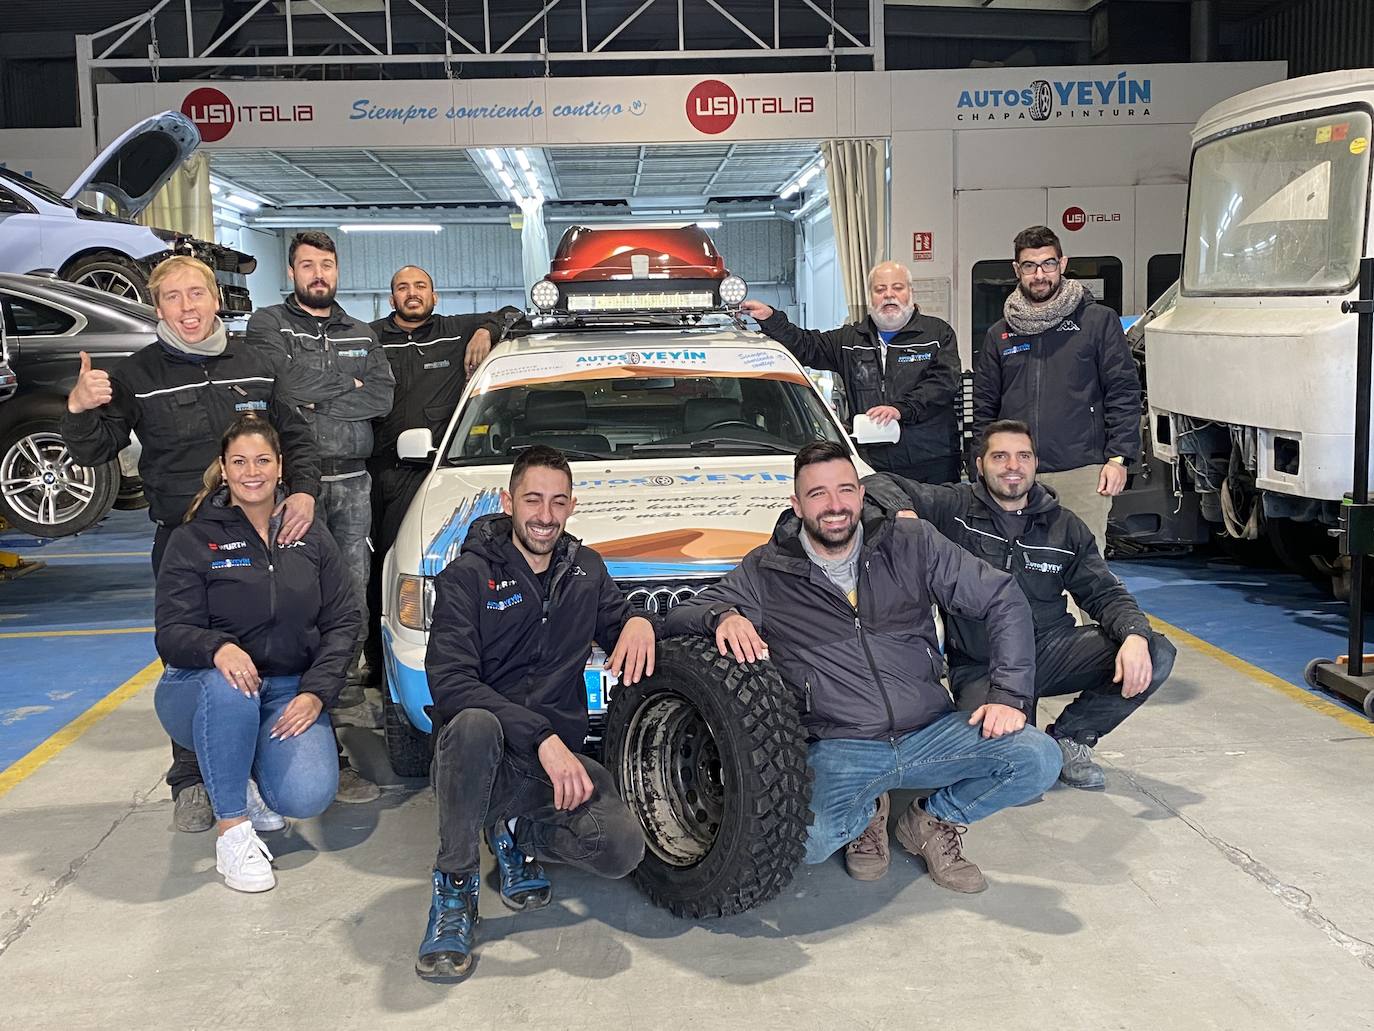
[862,474,1153,667]
[154,490,360,706]
[247,297,394,470]
[60,338,320,525]
[974,294,1141,473]
[663,507,1035,738]
[756,308,961,469]
[369,308,521,459]
[425,513,644,756]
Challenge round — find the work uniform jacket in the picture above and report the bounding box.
[425,513,644,756]
[664,508,1035,739]
[60,339,319,526]
[756,308,962,472]
[154,490,360,707]
[863,475,1153,668]
[247,297,394,473]
[974,295,1141,473]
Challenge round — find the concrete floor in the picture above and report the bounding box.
[2,631,1372,1028]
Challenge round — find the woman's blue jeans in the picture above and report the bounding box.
[154,667,339,821]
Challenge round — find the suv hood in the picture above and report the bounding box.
[417,458,799,578]
[64,110,200,217]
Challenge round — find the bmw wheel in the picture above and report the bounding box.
[0,419,120,537]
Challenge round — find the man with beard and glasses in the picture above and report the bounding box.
[664,441,1060,887]
[247,230,395,803]
[739,261,963,484]
[863,421,1175,791]
[364,266,520,684]
[974,226,1142,554]
[417,445,650,983]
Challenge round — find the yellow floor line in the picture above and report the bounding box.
[1149,614,1374,738]
[0,627,154,640]
[0,658,163,800]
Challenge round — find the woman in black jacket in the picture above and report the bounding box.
[153,414,360,893]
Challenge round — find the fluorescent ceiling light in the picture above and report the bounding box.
[515,149,532,172]
[695,219,721,229]
[225,194,261,210]
[498,169,515,189]
[338,223,442,233]
[484,148,503,171]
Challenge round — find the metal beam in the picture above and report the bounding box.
[703,0,770,49]
[303,0,384,56]
[200,0,272,59]
[361,150,429,201]
[593,0,660,53]
[262,150,359,205]
[495,0,564,55]
[403,0,481,55]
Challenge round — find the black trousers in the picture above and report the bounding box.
[364,458,429,669]
[432,708,645,879]
[949,626,1177,744]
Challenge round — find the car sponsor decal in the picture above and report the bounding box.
[474,348,809,394]
[422,486,503,577]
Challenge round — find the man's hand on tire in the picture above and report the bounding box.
[716,612,769,664]
[606,615,655,685]
[968,702,1026,739]
[538,734,595,810]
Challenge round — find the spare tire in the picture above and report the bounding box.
[603,636,811,919]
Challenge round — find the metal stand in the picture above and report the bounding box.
[1307,256,1374,719]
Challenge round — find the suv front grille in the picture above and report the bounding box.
[620,579,718,615]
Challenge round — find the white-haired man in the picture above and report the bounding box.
[741,260,963,483]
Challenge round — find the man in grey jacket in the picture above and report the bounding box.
[247,230,395,801]
[664,441,1061,889]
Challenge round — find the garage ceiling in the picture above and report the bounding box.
[208,142,822,209]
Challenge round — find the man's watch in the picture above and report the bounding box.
[1108,456,1126,466]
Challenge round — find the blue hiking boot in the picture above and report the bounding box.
[415,869,480,983]
[486,821,552,912]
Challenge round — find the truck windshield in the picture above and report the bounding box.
[1183,109,1371,295]
[444,363,844,466]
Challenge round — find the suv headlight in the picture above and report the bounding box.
[397,574,435,631]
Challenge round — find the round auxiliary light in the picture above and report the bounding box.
[530,278,560,311]
[719,274,748,307]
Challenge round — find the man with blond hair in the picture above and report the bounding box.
[62,255,320,833]
[740,260,963,483]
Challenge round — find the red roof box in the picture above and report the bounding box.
[548,224,727,283]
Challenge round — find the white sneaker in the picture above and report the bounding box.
[215,821,277,893]
[246,780,286,832]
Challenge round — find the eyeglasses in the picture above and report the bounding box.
[1016,258,1061,275]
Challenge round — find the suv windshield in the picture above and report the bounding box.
[444,351,844,465]
[1183,109,1372,295]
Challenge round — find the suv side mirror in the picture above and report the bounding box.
[397,427,435,461]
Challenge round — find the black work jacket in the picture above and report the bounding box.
[246,298,393,468]
[664,508,1035,739]
[863,475,1152,667]
[154,491,360,706]
[60,340,320,525]
[425,514,642,756]
[974,296,1141,473]
[757,308,961,469]
[368,309,515,459]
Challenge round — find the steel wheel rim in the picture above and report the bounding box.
[0,431,100,526]
[619,691,726,867]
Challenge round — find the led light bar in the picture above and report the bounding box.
[566,291,714,313]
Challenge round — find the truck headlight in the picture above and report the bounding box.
[397,574,435,631]
[530,278,560,311]
[719,274,748,307]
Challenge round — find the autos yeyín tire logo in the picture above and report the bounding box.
[627,351,642,365]
[649,475,675,486]
[1030,80,1054,121]
[625,585,704,614]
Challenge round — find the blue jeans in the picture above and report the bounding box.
[804,712,1063,864]
[154,668,339,821]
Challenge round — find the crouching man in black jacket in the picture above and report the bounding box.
[416,446,650,983]
[864,420,1176,791]
[665,441,1061,889]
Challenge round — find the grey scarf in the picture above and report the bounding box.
[1003,277,1088,336]
[157,316,227,357]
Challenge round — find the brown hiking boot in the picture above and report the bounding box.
[894,801,988,893]
[844,793,891,880]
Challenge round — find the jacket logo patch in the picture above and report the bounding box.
[896,352,933,363]
[488,578,517,591]
[279,540,307,549]
[336,348,368,358]
[1055,320,1081,332]
[233,400,268,412]
[486,592,524,611]
[1002,343,1031,357]
[210,557,252,570]
[209,540,248,551]
[572,566,587,576]
[423,360,451,370]
[1024,558,1063,574]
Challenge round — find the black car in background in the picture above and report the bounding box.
[0,273,156,537]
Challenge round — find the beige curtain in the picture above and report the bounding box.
[821,139,889,325]
[137,152,214,240]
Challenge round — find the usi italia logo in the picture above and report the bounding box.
[685,79,815,135]
[1062,206,1123,232]
[181,86,314,143]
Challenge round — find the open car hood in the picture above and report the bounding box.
[64,111,201,217]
